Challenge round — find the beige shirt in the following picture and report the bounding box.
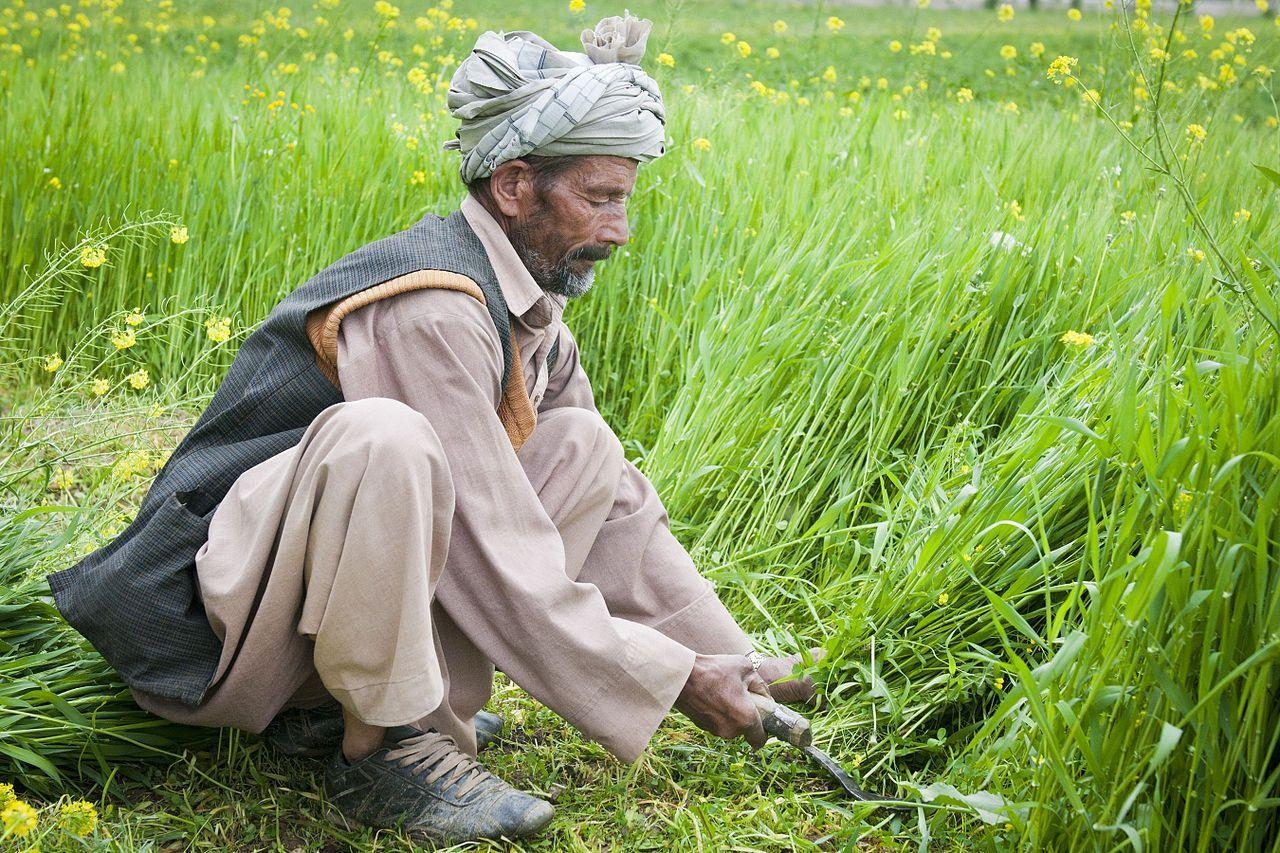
[333,196,751,758]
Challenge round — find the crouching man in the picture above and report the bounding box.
[49,13,815,845]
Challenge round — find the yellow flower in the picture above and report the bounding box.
[125,309,145,326]
[1186,123,1207,144]
[765,46,779,59]
[205,316,232,343]
[1007,199,1025,221]
[822,65,837,83]
[374,1,399,19]
[1029,42,1045,59]
[1258,0,1270,11]
[59,800,98,836]
[568,0,585,11]
[1234,208,1251,224]
[927,27,943,42]
[1044,54,1075,83]
[91,377,111,396]
[889,40,902,52]
[1199,14,1214,31]
[691,137,712,152]
[720,32,735,44]
[956,87,974,103]
[1174,491,1194,513]
[1060,330,1096,347]
[1,800,38,838]
[49,176,62,189]
[772,19,787,34]
[1000,44,1017,60]
[409,169,426,185]
[656,52,674,68]
[111,328,136,350]
[997,4,1014,21]
[127,369,150,390]
[918,0,931,8]
[0,783,14,809]
[736,40,751,58]
[80,245,107,268]
[826,16,845,32]
[1067,7,1082,20]
[937,592,949,605]
[50,467,76,491]
[1120,210,1136,226]
[44,353,63,372]
[1187,248,1206,263]
[170,225,189,244]
[994,676,1005,690]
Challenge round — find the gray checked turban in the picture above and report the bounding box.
[444,12,666,183]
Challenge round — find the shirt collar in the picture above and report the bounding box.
[461,193,562,326]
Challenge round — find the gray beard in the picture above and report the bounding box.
[522,246,596,299]
[508,221,600,300]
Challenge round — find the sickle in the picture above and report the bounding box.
[751,694,909,809]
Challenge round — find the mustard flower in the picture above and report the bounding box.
[374,1,400,19]
[656,52,674,68]
[736,40,751,58]
[1001,44,1017,59]
[765,46,780,59]
[937,592,949,605]
[1030,41,1045,59]
[1199,14,1214,31]
[125,309,145,326]
[170,225,189,244]
[822,65,837,83]
[59,800,99,835]
[691,137,712,152]
[205,316,232,343]
[49,176,62,189]
[1234,208,1251,224]
[1187,248,1206,263]
[1,800,38,838]
[127,369,150,390]
[720,32,735,44]
[1067,7,1082,20]
[956,87,974,103]
[568,0,585,11]
[889,40,902,52]
[997,4,1014,21]
[1047,55,1078,83]
[91,377,111,396]
[1060,330,1096,347]
[918,0,931,7]
[772,19,787,34]
[44,353,63,372]
[827,16,845,32]
[1120,210,1136,226]
[927,27,943,42]
[1186,123,1207,144]
[0,783,14,809]
[80,245,107,268]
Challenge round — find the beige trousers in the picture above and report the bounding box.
[136,398,746,759]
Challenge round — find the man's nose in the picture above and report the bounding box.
[598,212,630,247]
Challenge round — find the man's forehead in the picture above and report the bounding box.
[567,156,638,191]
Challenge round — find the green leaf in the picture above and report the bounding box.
[1254,163,1280,189]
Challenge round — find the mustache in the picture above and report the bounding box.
[566,245,613,262]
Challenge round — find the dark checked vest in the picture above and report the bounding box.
[49,210,557,706]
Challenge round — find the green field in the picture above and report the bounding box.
[2,0,1279,848]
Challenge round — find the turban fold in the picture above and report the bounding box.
[444,13,665,182]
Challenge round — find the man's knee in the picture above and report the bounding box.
[313,398,446,471]
[532,407,624,474]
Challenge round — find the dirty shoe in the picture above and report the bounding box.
[325,731,552,844]
[264,704,505,756]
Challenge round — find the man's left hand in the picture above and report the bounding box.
[756,649,823,706]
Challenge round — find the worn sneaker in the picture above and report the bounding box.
[261,701,347,758]
[263,703,505,757]
[325,731,553,844]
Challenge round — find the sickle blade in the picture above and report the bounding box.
[802,745,908,809]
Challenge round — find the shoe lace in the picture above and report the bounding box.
[385,731,493,798]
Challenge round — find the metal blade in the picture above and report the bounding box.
[802,745,908,809]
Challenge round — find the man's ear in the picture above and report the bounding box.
[489,160,534,219]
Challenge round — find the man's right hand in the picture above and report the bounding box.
[674,654,769,749]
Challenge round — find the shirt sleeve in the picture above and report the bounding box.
[538,324,754,656]
[336,290,695,762]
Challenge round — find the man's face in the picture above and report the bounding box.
[507,155,637,299]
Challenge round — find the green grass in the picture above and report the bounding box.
[2,0,1279,849]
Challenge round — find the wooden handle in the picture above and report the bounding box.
[751,693,813,748]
